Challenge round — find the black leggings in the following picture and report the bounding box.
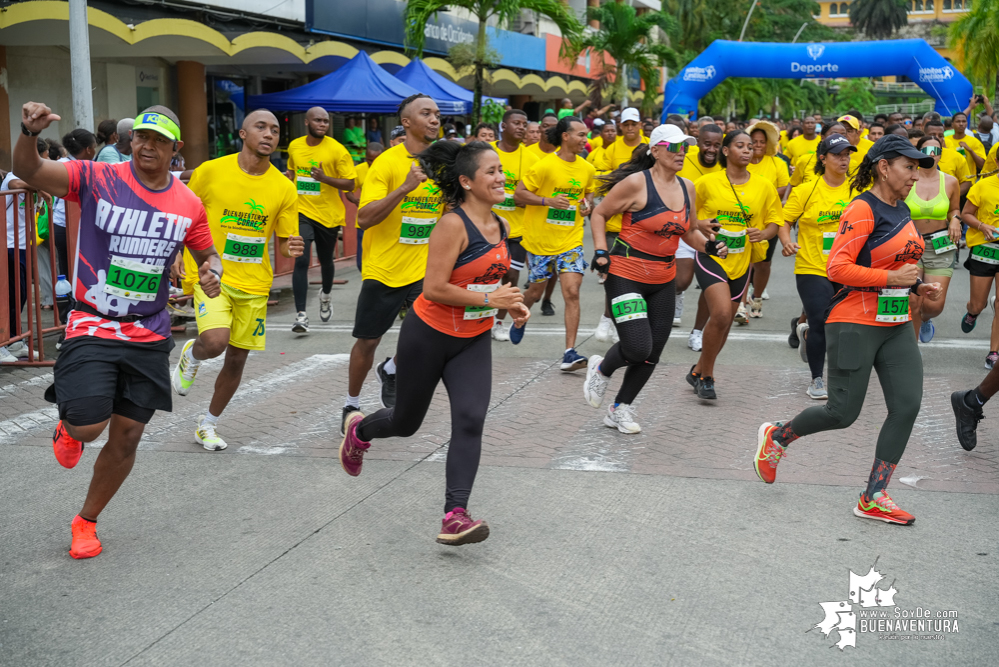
[796,274,838,380]
[293,216,337,312]
[53,224,70,278]
[356,311,491,513]
[599,274,675,405]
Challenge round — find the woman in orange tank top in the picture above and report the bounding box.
[338,141,530,547]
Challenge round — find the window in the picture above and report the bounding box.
[829,2,838,15]
[925,0,933,10]
[943,0,951,8]
[914,0,922,10]
[830,1,850,15]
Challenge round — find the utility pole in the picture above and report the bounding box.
[69,0,94,131]
[739,1,758,42]
[792,22,808,43]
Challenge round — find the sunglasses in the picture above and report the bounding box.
[654,142,686,153]
[920,146,942,156]
[904,120,912,126]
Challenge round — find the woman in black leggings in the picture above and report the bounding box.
[585,125,724,433]
[338,141,529,546]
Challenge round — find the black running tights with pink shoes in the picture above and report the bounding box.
[355,312,490,513]
[599,274,675,405]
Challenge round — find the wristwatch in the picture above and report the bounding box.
[21,122,40,137]
[209,269,221,279]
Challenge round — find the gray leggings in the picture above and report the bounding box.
[789,321,922,464]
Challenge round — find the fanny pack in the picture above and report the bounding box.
[610,237,674,263]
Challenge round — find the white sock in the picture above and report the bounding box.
[185,345,202,366]
[202,411,219,427]
[383,357,397,375]
[345,395,360,409]
[692,329,702,336]
[565,348,574,354]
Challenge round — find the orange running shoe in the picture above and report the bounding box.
[853,491,915,525]
[52,420,84,469]
[69,515,102,559]
[753,422,785,484]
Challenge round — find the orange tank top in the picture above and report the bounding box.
[414,208,510,337]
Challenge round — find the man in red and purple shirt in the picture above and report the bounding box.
[13,102,222,559]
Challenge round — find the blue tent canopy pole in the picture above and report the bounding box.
[662,39,973,120]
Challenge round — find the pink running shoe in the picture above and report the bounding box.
[69,515,102,559]
[338,411,369,477]
[53,420,84,469]
[436,508,490,546]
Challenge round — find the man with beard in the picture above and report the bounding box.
[171,110,304,451]
[286,107,356,334]
[676,123,723,348]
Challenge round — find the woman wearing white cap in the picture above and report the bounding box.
[583,124,725,433]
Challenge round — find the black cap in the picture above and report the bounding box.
[389,125,406,140]
[818,133,857,156]
[867,134,935,169]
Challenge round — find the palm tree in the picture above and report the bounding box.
[949,0,999,96]
[404,1,584,124]
[848,0,908,40]
[565,4,679,113]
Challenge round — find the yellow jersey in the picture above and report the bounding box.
[491,141,540,240]
[747,155,790,190]
[677,153,721,183]
[966,175,999,251]
[938,147,973,185]
[695,170,783,280]
[789,152,820,187]
[595,137,649,233]
[778,130,789,154]
[521,152,598,256]
[589,134,604,151]
[849,137,875,174]
[184,154,298,296]
[944,134,986,177]
[286,135,356,228]
[784,176,855,277]
[982,143,998,176]
[785,134,820,165]
[526,142,556,162]
[358,143,444,287]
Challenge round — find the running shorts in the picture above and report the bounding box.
[46,337,170,424]
[757,237,778,263]
[676,238,696,260]
[300,214,341,249]
[694,252,751,301]
[527,246,588,283]
[352,278,423,339]
[507,236,527,272]
[195,283,269,351]
[917,245,957,278]
[965,252,999,278]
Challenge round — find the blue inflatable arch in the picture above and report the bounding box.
[662,39,972,120]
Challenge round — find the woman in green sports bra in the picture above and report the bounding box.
[906,136,961,344]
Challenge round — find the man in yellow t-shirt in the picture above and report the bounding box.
[346,142,385,271]
[944,111,987,176]
[343,94,443,431]
[587,121,616,168]
[838,114,874,174]
[172,109,303,451]
[513,116,597,370]
[983,142,998,176]
[526,113,558,161]
[490,109,539,340]
[785,122,820,165]
[286,107,356,333]
[925,120,973,196]
[961,175,999,363]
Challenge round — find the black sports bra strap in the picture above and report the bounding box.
[491,211,508,241]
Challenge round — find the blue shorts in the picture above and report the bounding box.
[527,246,588,283]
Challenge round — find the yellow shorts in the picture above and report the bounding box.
[194,283,268,350]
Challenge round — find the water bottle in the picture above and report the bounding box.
[55,275,73,324]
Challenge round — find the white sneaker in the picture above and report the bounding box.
[319,290,332,322]
[749,297,763,318]
[735,303,749,325]
[761,288,770,300]
[491,319,510,341]
[806,377,828,400]
[292,311,309,334]
[195,416,228,451]
[688,329,703,352]
[604,403,641,434]
[594,315,616,343]
[6,340,39,360]
[797,323,810,364]
[0,346,17,364]
[673,291,684,327]
[583,355,609,408]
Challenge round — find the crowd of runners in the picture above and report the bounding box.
[7,91,998,558]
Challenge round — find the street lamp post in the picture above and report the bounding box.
[69,0,94,131]
[738,1,758,42]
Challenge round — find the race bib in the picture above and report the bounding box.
[223,233,266,264]
[493,196,516,212]
[103,256,164,302]
[610,292,648,323]
[971,242,999,265]
[822,231,836,256]
[546,205,577,226]
[717,228,747,254]
[464,282,499,320]
[876,288,910,323]
[296,176,321,196]
[399,216,436,245]
[927,230,957,255]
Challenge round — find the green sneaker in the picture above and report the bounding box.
[195,416,227,451]
[172,339,201,396]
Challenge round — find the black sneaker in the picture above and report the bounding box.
[961,311,979,333]
[340,405,362,437]
[686,364,700,392]
[696,376,717,400]
[950,390,984,451]
[541,300,555,316]
[788,317,800,349]
[376,358,397,409]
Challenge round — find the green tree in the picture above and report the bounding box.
[403,1,584,124]
[848,0,908,40]
[832,79,876,115]
[565,4,679,115]
[949,0,999,96]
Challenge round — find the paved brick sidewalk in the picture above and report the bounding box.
[3,349,994,494]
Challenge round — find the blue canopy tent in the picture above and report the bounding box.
[246,51,466,115]
[392,59,505,113]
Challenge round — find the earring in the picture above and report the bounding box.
[882,175,887,182]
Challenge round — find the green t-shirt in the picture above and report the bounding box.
[344,127,365,147]
[557,109,575,120]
